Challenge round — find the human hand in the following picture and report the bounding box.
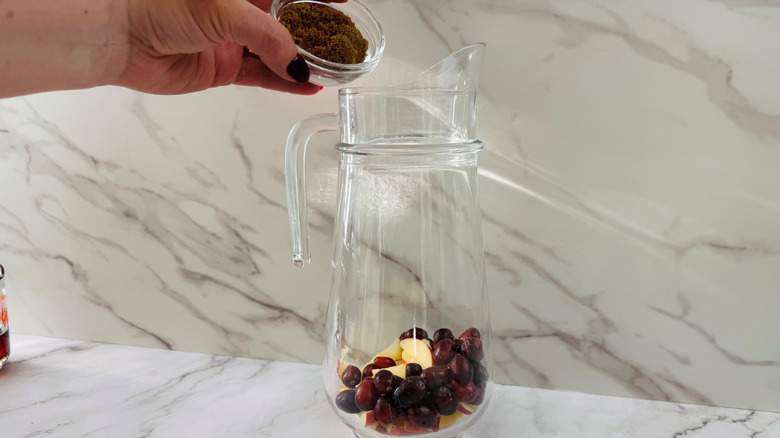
[115,0,336,95]
[0,0,347,98]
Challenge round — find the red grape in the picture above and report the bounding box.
[459,327,480,340]
[420,365,454,389]
[451,381,477,404]
[405,363,423,377]
[407,403,437,429]
[393,376,427,408]
[373,370,395,395]
[374,356,396,368]
[362,364,377,381]
[461,337,484,362]
[433,328,454,343]
[355,380,380,411]
[433,338,456,365]
[431,386,459,416]
[473,362,489,386]
[335,389,360,413]
[374,397,394,424]
[473,382,487,405]
[400,327,428,341]
[447,354,473,385]
[341,365,361,388]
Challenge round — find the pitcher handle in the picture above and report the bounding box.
[285,113,339,268]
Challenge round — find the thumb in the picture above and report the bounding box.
[220,0,309,83]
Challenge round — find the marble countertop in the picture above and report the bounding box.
[1,335,778,437]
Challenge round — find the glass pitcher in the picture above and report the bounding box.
[286,44,491,438]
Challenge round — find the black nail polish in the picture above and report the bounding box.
[286,54,310,83]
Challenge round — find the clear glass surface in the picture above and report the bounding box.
[285,45,491,437]
[325,144,492,438]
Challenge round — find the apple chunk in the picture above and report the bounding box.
[399,338,433,369]
[434,411,464,431]
[457,402,478,415]
[371,338,402,362]
[355,411,377,427]
[373,363,406,379]
[389,424,405,436]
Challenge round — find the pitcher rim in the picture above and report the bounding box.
[335,140,483,155]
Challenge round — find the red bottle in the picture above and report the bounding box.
[0,264,9,368]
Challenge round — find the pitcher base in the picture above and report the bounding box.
[353,432,464,438]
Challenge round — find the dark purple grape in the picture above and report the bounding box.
[374,356,396,369]
[473,362,489,386]
[433,328,454,343]
[407,403,437,429]
[447,354,473,385]
[341,365,361,388]
[453,338,465,353]
[459,327,481,340]
[433,338,457,365]
[373,370,395,395]
[400,327,428,341]
[394,405,409,421]
[355,380,379,411]
[473,382,487,405]
[335,389,360,413]
[393,376,427,408]
[461,337,484,362]
[393,375,404,388]
[374,397,394,424]
[451,381,477,404]
[362,364,377,380]
[405,363,423,377]
[431,386,459,416]
[420,365,454,389]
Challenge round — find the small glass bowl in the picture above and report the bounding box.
[271,0,385,87]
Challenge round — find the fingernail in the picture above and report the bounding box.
[286,54,310,83]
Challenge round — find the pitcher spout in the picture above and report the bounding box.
[338,43,487,145]
[391,43,486,95]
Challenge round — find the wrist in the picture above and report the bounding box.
[0,0,130,97]
[98,0,131,88]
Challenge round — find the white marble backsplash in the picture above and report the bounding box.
[1,0,779,412]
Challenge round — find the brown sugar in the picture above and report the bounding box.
[279,3,369,64]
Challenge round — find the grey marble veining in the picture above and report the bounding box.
[2,335,780,438]
[1,0,779,412]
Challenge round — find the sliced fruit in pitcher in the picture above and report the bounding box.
[399,338,433,369]
[371,338,403,362]
[335,326,488,434]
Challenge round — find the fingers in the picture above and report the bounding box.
[220,0,309,83]
[236,55,322,95]
[245,0,272,12]
[247,0,347,11]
